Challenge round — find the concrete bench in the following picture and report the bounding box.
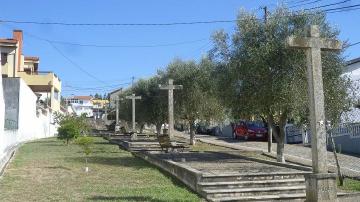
[158,135,187,152]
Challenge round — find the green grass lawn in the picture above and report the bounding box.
[339,178,360,192]
[0,137,202,202]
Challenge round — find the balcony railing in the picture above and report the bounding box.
[18,71,61,81]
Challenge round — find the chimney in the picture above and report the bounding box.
[13,30,23,71]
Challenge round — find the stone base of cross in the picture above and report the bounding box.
[287,25,342,201]
[305,173,337,201]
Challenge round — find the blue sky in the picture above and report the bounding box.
[0,0,359,96]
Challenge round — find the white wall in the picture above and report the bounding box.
[0,49,5,161]
[71,104,93,117]
[342,61,360,123]
[1,78,57,172]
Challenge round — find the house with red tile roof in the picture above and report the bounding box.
[0,30,62,112]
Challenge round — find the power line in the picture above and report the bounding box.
[304,0,350,11]
[290,0,323,8]
[0,23,108,85]
[0,19,237,26]
[1,6,357,31]
[322,4,360,12]
[64,82,131,90]
[326,7,360,13]
[1,20,208,49]
[345,41,360,48]
[46,38,208,48]
[286,0,314,4]
[48,42,108,85]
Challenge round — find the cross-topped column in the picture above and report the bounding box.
[113,97,123,133]
[287,25,342,201]
[159,79,183,138]
[125,94,141,134]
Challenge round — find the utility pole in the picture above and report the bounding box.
[264,6,267,23]
[125,94,141,139]
[159,79,183,139]
[263,6,272,153]
[131,76,135,87]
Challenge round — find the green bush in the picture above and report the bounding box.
[75,136,94,156]
[58,122,81,145]
[56,114,90,145]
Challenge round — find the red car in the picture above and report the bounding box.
[233,121,268,140]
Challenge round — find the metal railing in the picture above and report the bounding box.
[331,123,360,139]
[18,71,61,81]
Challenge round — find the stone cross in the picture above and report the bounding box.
[114,97,123,133]
[159,79,183,138]
[125,94,141,134]
[287,25,342,201]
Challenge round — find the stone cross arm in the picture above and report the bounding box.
[159,78,183,90]
[286,25,342,50]
[287,36,342,50]
[159,84,183,90]
[125,94,141,100]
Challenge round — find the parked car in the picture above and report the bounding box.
[196,123,212,135]
[233,121,268,140]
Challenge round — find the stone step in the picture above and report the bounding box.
[129,145,161,148]
[202,185,306,198]
[198,178,305,189]
[207,193,306,202]
[208,192,350,202]
[130,148,163,151]
[201,172,308,182]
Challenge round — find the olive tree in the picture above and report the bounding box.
[158,58,224,145]
[210,7,352,162]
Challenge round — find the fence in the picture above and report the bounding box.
[331,123,360,139]
[328,123,360,155]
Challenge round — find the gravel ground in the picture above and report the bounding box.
[152,151,303,175]
[175,131,360,178]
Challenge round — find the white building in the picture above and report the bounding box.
[66,96,94,117]
[109,88,122,108]
[342,57,360,123]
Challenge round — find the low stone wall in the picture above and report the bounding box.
[134,151,203,194]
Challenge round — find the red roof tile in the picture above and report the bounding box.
[24,56,40,61]
[73,96,93,100]
[0,39,17,44]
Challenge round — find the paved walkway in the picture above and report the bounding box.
[174,131,360,178]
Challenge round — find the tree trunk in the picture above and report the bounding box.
[156,123,162,137]
[277,112,288,163]
[329,130,344,186]
[277,131,285,163]
[267,116,273,153]
[189,120,196,145]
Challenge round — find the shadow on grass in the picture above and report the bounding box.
[65,156,150,169]
[43,166,71,171]
[88,195,195,202]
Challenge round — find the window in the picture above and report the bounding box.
[1,53,8,65]
[54,91,59,101]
